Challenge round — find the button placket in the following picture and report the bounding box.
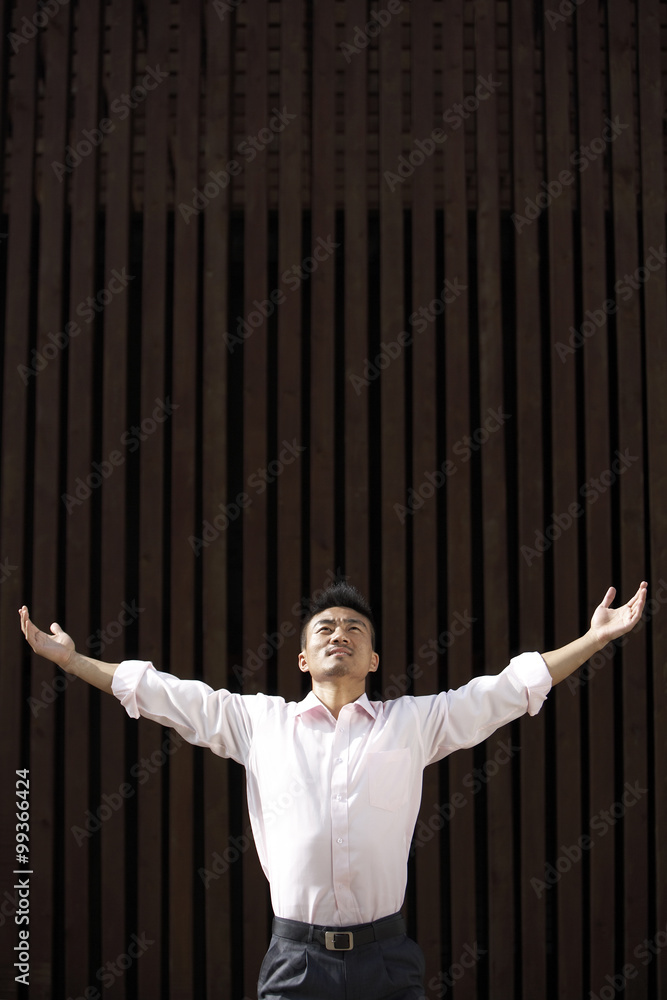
[331,710,352,911]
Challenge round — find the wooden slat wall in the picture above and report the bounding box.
[1,3,665,999]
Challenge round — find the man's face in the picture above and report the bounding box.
[298,606,379,682]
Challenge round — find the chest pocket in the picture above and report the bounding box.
[367,747,412,811]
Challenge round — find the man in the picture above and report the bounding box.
[19,579,647,1000]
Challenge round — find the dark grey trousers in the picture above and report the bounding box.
[257,917,427,1000]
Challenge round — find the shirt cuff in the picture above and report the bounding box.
[506,651,552,715]
[111,659,155,719]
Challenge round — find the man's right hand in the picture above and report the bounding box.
[19,606,76,672]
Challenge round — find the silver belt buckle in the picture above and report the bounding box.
[325,931,353,951]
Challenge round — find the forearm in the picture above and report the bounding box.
[540,630,606,686]
[66,651,119,694]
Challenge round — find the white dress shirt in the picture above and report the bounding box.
[112,652,552,925]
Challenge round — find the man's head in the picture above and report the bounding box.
[298,582,379,684]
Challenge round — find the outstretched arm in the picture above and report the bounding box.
[19,605,118,695]
[540,582,648,685]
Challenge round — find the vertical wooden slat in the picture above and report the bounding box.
[543,5,582,996]
[378,0,406,807]
[343,0,370,597]
[512,4,547,997]
[136,0,171,994]
[310,0,336,589]
[577,1,615,991]
[410,0,441,987]
[170,1,201,995]
[0,0,37,994]
[241,0,269,990]
[443,1,477,996]
[64,0,102,992]
[276,0,304,702]
[99,2,134,993]
[29,7,70,996]
[637,2,667,997]
[202,2,233,997]
[475,1,513,993]
[607,6,649,995]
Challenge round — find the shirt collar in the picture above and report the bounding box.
[295,689,377,721]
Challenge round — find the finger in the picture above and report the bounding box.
[627,582,647,612]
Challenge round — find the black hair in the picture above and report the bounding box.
[299,581,376,651]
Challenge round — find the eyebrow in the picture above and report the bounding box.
[314,617,367,629]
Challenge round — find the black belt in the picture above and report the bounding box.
[272,913,405,951]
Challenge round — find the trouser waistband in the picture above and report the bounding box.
[271,912,405,951]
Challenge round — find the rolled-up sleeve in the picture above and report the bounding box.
[112,660,255,765]
[414,651,552,765]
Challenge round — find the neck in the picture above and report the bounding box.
[311,679,366,719]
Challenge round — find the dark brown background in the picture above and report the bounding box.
[0,1,665,998]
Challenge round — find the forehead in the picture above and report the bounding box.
[310,607,369,630]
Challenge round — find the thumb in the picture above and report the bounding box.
[600,587,616,609]
[50,622,64,636]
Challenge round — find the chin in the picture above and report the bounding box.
[323,662,350,677]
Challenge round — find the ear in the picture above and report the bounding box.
[367,651,379,673]
[298,651,310,674]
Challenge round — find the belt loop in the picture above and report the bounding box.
[307,924,314,943]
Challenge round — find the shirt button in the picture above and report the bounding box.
[336,757,343,763]
[337,838,343,844]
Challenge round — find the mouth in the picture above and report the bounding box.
[328,648,351,656]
